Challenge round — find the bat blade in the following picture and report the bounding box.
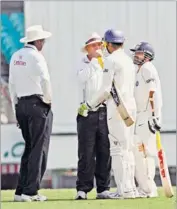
[156,131,174,198]
[110,82,134,127]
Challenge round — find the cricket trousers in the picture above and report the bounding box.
[15,95,53,196]
[76,106,111,193]
[134,111,158,194]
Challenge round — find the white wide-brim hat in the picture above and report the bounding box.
[81,32,102,52]
[20,25,52,43]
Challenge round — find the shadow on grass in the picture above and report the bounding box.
[1,198,103,203]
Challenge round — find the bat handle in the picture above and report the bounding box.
[156,131,162,150]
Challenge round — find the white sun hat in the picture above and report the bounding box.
[20,25,52,43]
[81,32,102,52]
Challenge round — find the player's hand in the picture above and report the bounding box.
[148,116,161,134]
[78,103,90,117]
[15,104,20,129]
[15,119,20,129]
[91,49,103,58]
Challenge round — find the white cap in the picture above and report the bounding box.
[81,32,102,52]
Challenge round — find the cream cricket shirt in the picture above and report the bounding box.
[134,61,162,116]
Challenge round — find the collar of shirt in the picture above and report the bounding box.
[25,44,38,51]
[113,48,124,54]
[83,55,90,64]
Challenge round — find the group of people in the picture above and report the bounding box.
[76,29,162,200]
[9,25,162,202]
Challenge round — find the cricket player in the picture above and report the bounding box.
[130,42,162,197]
[84,29,137,199]
[76,32,111,200]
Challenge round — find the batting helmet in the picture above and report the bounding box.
[103,29,125,44]
[130,42,155,60]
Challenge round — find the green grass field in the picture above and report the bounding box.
[1,188,176,209]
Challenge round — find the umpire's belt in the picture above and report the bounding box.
[89,102,106,112]
[17,94,43,101]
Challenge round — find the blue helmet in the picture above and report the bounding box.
[103,29,125,44]
[130,42,155,60]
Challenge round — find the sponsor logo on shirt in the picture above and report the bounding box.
[14,60,26,66]
[14,56,26,66]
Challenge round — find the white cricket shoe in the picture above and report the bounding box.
[148,190,158,198]
[14,194,22,202]
[75,191,87,200]
[106,191,124,199]
[133,188,140,198]
[136,188,148,198]
[96,190,113,199]
[21,194,47,202]
[123,191,136,199]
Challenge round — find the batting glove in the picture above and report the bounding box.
[78,103,91,117]
[148,116,161,134]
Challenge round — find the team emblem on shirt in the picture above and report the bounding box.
[135,81,139,86]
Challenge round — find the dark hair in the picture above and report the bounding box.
[27,41,35,45]
[111,43,123,48]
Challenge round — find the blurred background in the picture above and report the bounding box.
[1,1,176,189]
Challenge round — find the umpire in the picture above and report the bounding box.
[9,25,53,202]
[76,32,111,200]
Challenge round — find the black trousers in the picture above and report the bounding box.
[15,95,53,196]
[76,107,111,193]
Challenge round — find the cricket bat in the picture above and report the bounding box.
[156,131,174,198]
[110,82,134,127]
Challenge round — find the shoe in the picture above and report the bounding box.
[123,191,136,199]
[106,191,124,199]
[32,194,47,201]
[14,194,22,202]
[147,190,158,198]
[133,188,140,198]
[75,191,87,200]
[96,190,113,199]
[137,188,148,198]
[21,194,47,202]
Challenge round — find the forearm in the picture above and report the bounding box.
[41,78,52,104]
[89,60,113,107]
[89,88,110,108]
[9,84,18,116]
[149,91,155,116]
[148,90,161,133]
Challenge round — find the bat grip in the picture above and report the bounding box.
[156,131,162,150]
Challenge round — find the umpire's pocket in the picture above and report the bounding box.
[76,114,83,123]
[32,103,50,118]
